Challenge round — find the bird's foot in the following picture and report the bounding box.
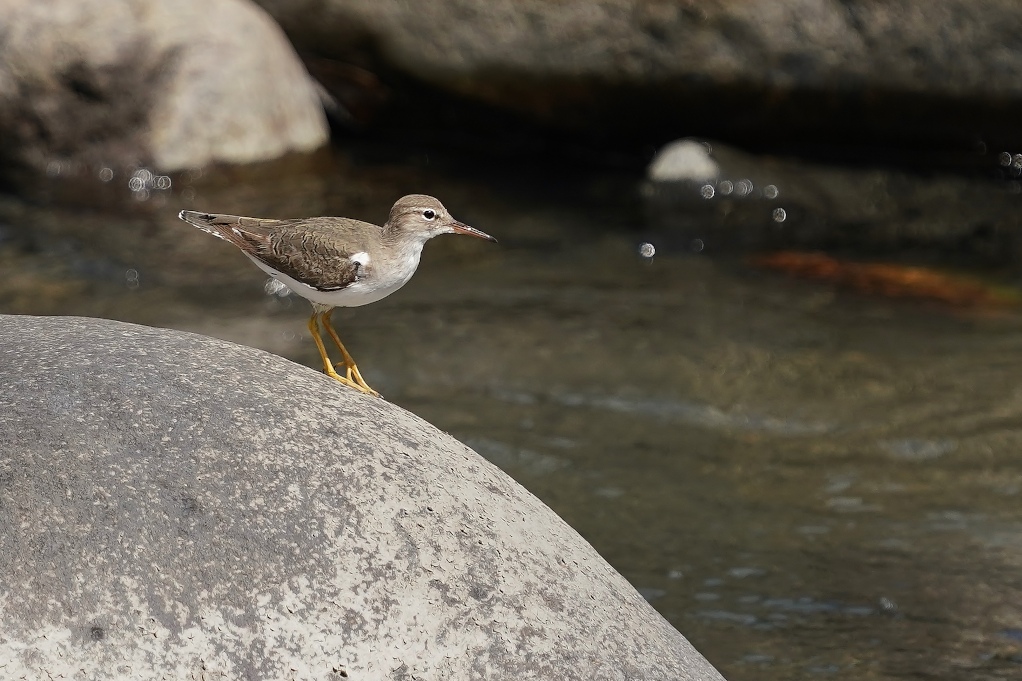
[325,367,380,397]
[331,363,381,398]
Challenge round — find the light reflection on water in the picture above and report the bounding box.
[3,148,1022,680]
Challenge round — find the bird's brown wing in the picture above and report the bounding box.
[179,212,362,290]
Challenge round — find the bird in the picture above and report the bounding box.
[178,195,496,396]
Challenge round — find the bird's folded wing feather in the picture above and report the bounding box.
[181,212,361,291]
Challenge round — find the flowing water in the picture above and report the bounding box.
[3,144,1022,680]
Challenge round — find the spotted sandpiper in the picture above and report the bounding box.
[178,195,496,396]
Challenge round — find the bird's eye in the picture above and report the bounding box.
[422,209,436,221]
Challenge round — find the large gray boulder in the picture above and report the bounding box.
[254,0,1022,140]
[0,0,328,176]
[0,315,724,680]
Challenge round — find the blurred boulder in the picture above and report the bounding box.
[0,0,328,176]
[643,139,1022,261]
[252,0,1022,146]
[647,140,721,183]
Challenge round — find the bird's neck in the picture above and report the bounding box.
[377,227,427,267]
[380,225,429,252]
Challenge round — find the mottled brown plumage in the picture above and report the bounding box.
[178,214,366,291]
[178,195,495,396]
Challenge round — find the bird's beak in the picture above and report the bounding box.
[450,220,497,242]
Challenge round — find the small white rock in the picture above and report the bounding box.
[647,139,720,182]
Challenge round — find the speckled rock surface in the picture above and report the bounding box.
[0,315,725,680]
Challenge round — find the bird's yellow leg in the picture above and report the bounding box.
[320,310,357,380]
[307,313,370,394]
[322,309,380,397]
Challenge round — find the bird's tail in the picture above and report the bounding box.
[177,210,246,243]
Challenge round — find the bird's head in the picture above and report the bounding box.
[386,194,496,243]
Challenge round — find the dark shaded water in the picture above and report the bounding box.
[3,145,1022,680]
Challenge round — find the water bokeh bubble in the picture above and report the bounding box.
[127,167,174,201]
